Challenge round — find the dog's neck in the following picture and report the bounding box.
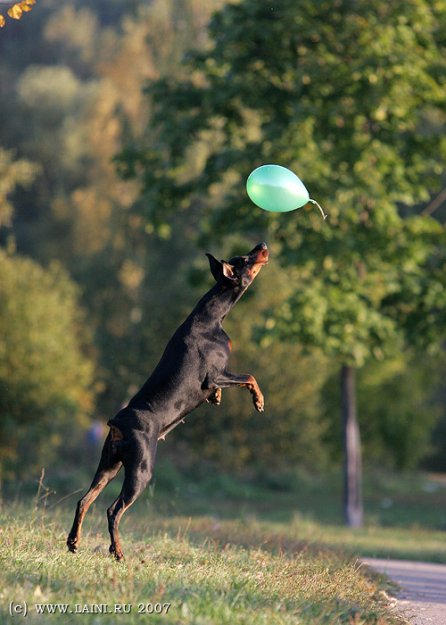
[191,282,243,324]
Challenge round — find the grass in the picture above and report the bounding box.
[2,465,445,624]
[149,463,446,563]
[0,503,403,625]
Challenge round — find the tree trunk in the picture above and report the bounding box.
[341,364,363,528]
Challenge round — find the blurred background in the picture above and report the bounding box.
[0,0,445,529]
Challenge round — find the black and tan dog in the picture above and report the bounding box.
[67,242,269,560]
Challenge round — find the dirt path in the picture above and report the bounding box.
[363,558,446,625]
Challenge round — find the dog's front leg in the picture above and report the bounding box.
[213,371,264,412]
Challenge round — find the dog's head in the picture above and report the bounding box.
[206,242,269,294]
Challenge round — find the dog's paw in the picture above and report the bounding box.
[109,544,125,562]
[253,393,264,412]
[207,388,222,406]
[67,536,78,553]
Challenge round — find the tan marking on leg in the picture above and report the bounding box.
[68,474,116,551]
[207,387,222,405]
[243,375,264,412]
[109,499,136,562]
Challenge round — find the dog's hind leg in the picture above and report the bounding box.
[107,430,158,561]
[67,429,122,553]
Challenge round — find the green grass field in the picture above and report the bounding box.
[1,466,445,624]
[1,505,402,625]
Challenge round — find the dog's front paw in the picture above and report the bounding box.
[207,388,222,406]
[253,392,264,412]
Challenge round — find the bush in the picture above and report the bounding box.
[0,248,95,480]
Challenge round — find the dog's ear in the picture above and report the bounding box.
[221,261,236,282]
[206,254,236,283]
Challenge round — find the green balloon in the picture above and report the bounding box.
[246,164,310,212]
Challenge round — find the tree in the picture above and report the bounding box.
[0,148,94,481]
[1,0,225,417]
[0,248,95,480]
[118,0,446,525]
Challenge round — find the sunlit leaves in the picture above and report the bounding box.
[0,0,36,28]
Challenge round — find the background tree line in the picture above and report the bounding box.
[0,0,445,491]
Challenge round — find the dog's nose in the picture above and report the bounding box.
[252,242,268,262]
[248,242,268,261]
[252,241,268,254]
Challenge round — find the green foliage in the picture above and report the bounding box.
[0,249,95,479]
[120,0,446,217]
[357,355,443,469]
[321,353,444,469]
[120,0,446,365]
[262,215,445,366]
[0,148,37,228]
